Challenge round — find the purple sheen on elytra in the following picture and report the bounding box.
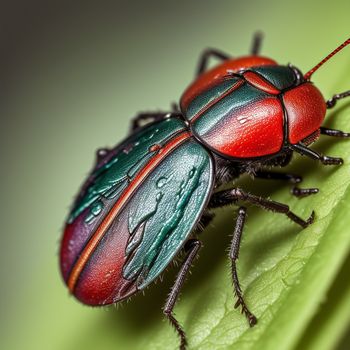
[60,208,94,281]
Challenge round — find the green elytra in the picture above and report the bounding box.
[68,118,186,224]
[122,140,213,287]
[67,117,214,288]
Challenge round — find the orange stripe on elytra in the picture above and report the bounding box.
[190,79,244,124]
[67,131,191,292]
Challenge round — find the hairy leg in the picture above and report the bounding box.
[163,239,202,350]
[254,170,319,197]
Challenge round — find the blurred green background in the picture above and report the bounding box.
[2,1,350,349]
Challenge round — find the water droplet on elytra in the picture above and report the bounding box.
[91,201,103,216]
[156,177,168,188]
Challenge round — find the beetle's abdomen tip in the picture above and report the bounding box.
[59,213,138,306]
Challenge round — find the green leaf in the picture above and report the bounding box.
[296,252,350,350]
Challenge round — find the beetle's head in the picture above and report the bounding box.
[250,37,350,148]
[282,74,326,146]
[284,38,350,147]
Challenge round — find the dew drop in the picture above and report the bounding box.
[156,177,168,188]
[91,201,103,216]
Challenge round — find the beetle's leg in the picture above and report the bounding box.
[251,31,263,55]
[163,239,202,350]
[209,188,314,228]
[130,112,181,133]
[290,143,343,166]
[254,170,319,198]
[196,49,231,77]
[320,127,350,138]
[229,206,257,326]
[326,90,350,108]
[171,102,181,113]
[255,171,301,185]
[196,32,263,77]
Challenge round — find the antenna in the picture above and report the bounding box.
[304,38,350,80]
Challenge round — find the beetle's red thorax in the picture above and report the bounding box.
[283,83,326,144]
[198,96,284,158]
[180,56,277,111]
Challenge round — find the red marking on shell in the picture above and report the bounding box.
[180,56,277,111]
[73,210,137,305]
[201,97,284,158]
[243,71,280,95]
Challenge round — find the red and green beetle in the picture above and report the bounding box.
[60,34,350,349]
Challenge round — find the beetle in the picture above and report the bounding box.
[60,34,350,349]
